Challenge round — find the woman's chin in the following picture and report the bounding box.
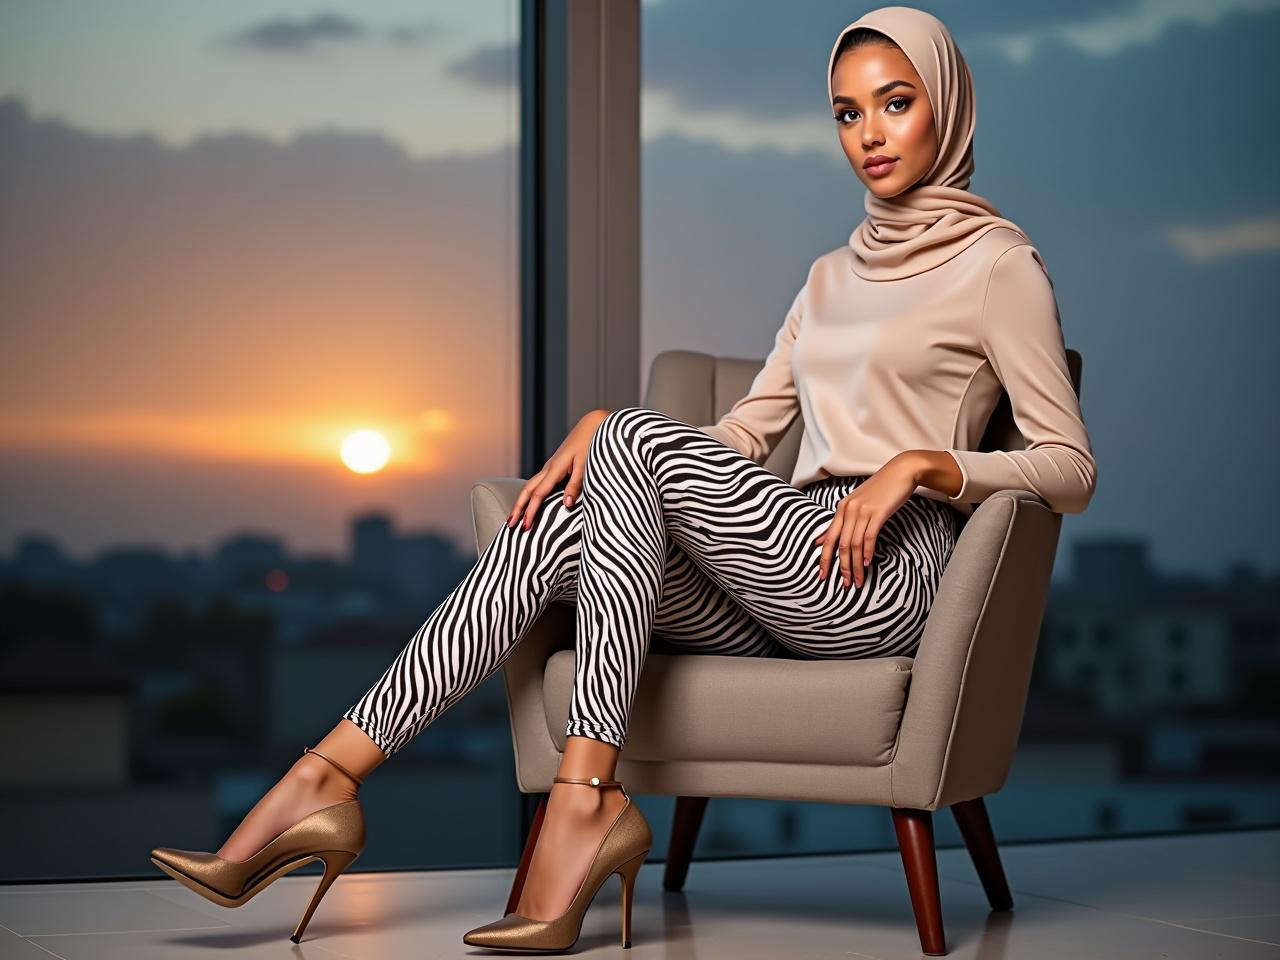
[865,180,901,199]
[867,175,919,199]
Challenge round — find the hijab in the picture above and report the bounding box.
[828,6,1030,281]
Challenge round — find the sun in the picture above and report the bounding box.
[340,429,391,474]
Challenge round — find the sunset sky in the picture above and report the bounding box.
[2,0,1278,577]
[1,1,523,558]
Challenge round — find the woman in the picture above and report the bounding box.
[149,5,1097,953]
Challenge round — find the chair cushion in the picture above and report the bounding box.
[542,650,914,767]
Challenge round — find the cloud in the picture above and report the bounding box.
[1166,215,1280,263]
[448,43,516,90]
[223,12,366,54]
[974,0,1280,64]
[221,12,445,55]
[387,20,445,49]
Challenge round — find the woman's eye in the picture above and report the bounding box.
[835,98,909,124]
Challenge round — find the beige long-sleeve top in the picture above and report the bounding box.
[697,226,1097,516]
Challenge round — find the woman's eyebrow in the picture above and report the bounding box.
[832,79,916,106]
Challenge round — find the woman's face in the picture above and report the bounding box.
[830,42,936,197]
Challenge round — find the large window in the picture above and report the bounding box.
[640,3,1279,855]
[0,1,521,879]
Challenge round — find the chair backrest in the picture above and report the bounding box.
[643,349,1084,483]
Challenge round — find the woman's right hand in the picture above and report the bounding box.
[507,408,611,530]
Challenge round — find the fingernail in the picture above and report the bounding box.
[564,495,572,507]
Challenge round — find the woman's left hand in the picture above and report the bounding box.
[813,453,921,589]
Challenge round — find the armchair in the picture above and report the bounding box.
[468,347,1083,956]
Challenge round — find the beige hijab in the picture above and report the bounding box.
[828,6,1029,281]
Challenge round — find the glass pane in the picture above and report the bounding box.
[640,3,1279,857]
[0,0,521,879]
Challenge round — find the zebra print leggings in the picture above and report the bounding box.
[341,406,960,758]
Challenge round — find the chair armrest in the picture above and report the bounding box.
[469,476,575,791]
[889,489,1062,811]
[470,477,526,554]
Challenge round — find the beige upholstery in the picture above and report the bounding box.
[470,348,1079,812]
[543,651,913,766]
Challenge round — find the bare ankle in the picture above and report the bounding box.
[292,754,359,799]
[552,783,622,816]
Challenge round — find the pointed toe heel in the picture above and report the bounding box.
[149,745,367,944]
[462,776,653,953]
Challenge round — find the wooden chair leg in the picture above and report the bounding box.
[951,795,1013,911]
[663,796,708,891]
[505,794,548,915]
[891,806,947,956]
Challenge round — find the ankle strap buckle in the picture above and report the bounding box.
[553,776,624,789]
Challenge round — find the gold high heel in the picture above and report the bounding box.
[463,776,653,953]
[150,746,366,943]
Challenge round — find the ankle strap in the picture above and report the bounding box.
[553,776,624,789]
[304,746,364,787]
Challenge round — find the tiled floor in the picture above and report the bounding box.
[1,828,1276,958]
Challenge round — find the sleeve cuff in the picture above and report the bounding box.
[943,447,1020,504]
[942,449,973,503]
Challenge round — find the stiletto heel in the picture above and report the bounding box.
[463,776,654,953]
[291,849,360,943]
[616,849,649,949]
[150,746,366,944]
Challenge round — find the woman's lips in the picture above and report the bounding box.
[864,158,897,179]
